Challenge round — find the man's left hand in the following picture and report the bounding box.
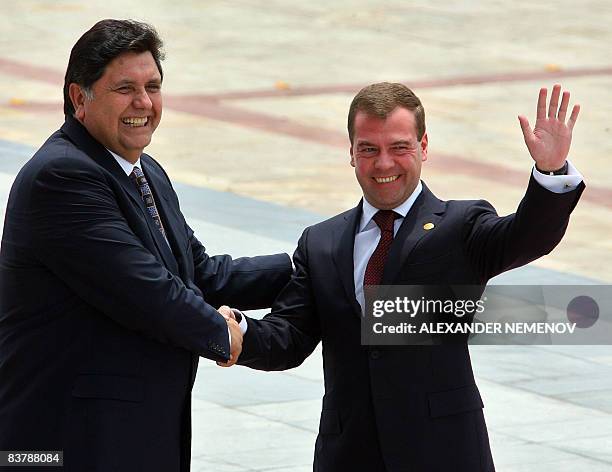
[518,84,580,172]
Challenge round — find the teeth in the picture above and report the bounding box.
[375,175,399,183]
[122,117,148,127]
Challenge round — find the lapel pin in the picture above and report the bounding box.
[423,222,435,231]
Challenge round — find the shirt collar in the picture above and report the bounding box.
[358,180,423,233]
[107,149,141,176]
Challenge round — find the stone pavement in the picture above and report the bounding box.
[1,1,612,470]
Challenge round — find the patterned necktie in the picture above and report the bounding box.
[130,166,169,245]
[364,210,400,287]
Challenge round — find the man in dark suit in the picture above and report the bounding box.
[232,82,584,471]
[0,20,291,471]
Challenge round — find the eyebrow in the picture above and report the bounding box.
[356,141,377,147]
[390,140,416,146]
[113,78,162,87]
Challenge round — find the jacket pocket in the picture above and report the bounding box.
[71,374,144,403]
[318,409,341,435]
[428,384,483,418]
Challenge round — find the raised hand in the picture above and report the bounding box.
[518,84,580,172]
[216,305,242,367]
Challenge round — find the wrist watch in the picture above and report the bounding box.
[536,162,568,176]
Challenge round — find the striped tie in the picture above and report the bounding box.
[130,166,169,245]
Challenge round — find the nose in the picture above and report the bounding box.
[374,149,395,171]
[132,88,153,110]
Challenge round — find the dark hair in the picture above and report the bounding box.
[347,82,425,143]
[63,19,165,116]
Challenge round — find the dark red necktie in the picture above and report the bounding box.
[364,210,400,287]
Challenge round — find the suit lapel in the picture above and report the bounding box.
[331,203,363,319]
[60,117,178,274]
[61,117,144,209]
[382,182,446,284]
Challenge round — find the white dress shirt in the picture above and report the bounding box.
[108,149,141,176]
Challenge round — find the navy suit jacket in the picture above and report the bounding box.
[0,116,292,471]
[239,178,584,471]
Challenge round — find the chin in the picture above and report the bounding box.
[124,139,151,151]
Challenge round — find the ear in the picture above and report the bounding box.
[420,132,428,162]
[68,83,87,122]
[350,146,355,167]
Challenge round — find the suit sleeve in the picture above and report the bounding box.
[464,175,585,282]
[28,157,231,362]
[238,227,321,371]
[188,229,292,310]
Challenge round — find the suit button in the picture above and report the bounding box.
[370,350,381,360]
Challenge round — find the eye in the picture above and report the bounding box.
[115,85,132,94]
[392,145,415,154]
[146,84,161,92]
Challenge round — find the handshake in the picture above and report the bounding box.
[216,305,243,368]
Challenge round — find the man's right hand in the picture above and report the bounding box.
[216,305,242,367]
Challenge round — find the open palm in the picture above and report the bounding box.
[518,85,580,172]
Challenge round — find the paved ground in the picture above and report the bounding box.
[1,1,612,470]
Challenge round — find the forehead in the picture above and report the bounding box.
[353,107,418,141]
[100,51,161,82]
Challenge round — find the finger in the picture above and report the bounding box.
[217,357,235,367]
[218,305,234,320]
[536,87,547,120]
[567,104,580,131]
[548,84,561,119]
[518,115,533,143]
[557,91,570,122]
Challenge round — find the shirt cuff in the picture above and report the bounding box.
[532,160,583,193]
[232,309,248,335]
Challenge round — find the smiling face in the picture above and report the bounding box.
[350,107,428,210]
[70,51,162,163]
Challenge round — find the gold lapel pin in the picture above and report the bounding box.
[423,222,435,231]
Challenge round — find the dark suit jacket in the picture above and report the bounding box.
[0,116,292,472]
[239,178,584,472]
